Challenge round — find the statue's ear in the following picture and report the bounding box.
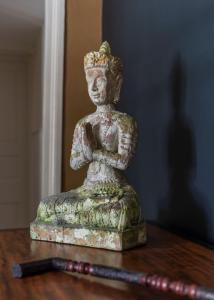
[113,75,123,104]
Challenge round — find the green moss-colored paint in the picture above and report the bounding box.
[35,183,141,231]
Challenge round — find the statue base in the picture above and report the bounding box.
[30,222,146,251]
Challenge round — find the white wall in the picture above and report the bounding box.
[0,0,64,227]
[0,0,44,53]
[27,31,43,221]
[0,0,44,227]
[0,54,29,228]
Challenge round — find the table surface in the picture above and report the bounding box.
[0,224,214,300]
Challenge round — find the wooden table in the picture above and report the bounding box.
[0,225,214,300]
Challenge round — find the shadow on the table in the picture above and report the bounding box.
[158,55,209,243]
[30,239,123,266]
[67,272,176,299]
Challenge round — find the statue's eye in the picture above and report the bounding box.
[86,76,92,82]
[96,77,106,85]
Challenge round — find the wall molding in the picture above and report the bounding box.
[41,0,65,197]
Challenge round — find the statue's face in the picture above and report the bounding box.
[85,67,113,106]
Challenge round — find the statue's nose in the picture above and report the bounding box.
[92,81,98,91]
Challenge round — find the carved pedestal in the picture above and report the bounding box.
[30,222,146,251]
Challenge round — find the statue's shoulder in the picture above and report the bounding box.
[75,113,95,127]
[112,110,137,131]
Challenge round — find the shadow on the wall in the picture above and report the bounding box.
[158,55,208,241]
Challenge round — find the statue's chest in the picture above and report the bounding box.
[91,114,118,151]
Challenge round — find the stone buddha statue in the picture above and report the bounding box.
[30,42,146,251]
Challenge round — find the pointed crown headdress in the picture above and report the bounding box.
[84,41,123,77]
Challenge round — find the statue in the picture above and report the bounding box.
[30,42,146,251]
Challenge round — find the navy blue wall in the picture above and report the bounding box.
[103,0,214,244]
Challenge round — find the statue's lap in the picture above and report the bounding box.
[35,184,140,230]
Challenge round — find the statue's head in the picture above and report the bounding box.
[84,41,123,106]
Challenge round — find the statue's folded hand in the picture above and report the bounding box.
[92,149,128,170]
[81,122,97,161]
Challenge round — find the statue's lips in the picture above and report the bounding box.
[91,94,100,99]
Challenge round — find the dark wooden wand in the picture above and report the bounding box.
[12,257,214,300]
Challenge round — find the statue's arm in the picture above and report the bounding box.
[93,117,137,170]
[70,122,91,170]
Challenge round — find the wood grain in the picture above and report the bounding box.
[62,0,102,191]
[1,225,214,300]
